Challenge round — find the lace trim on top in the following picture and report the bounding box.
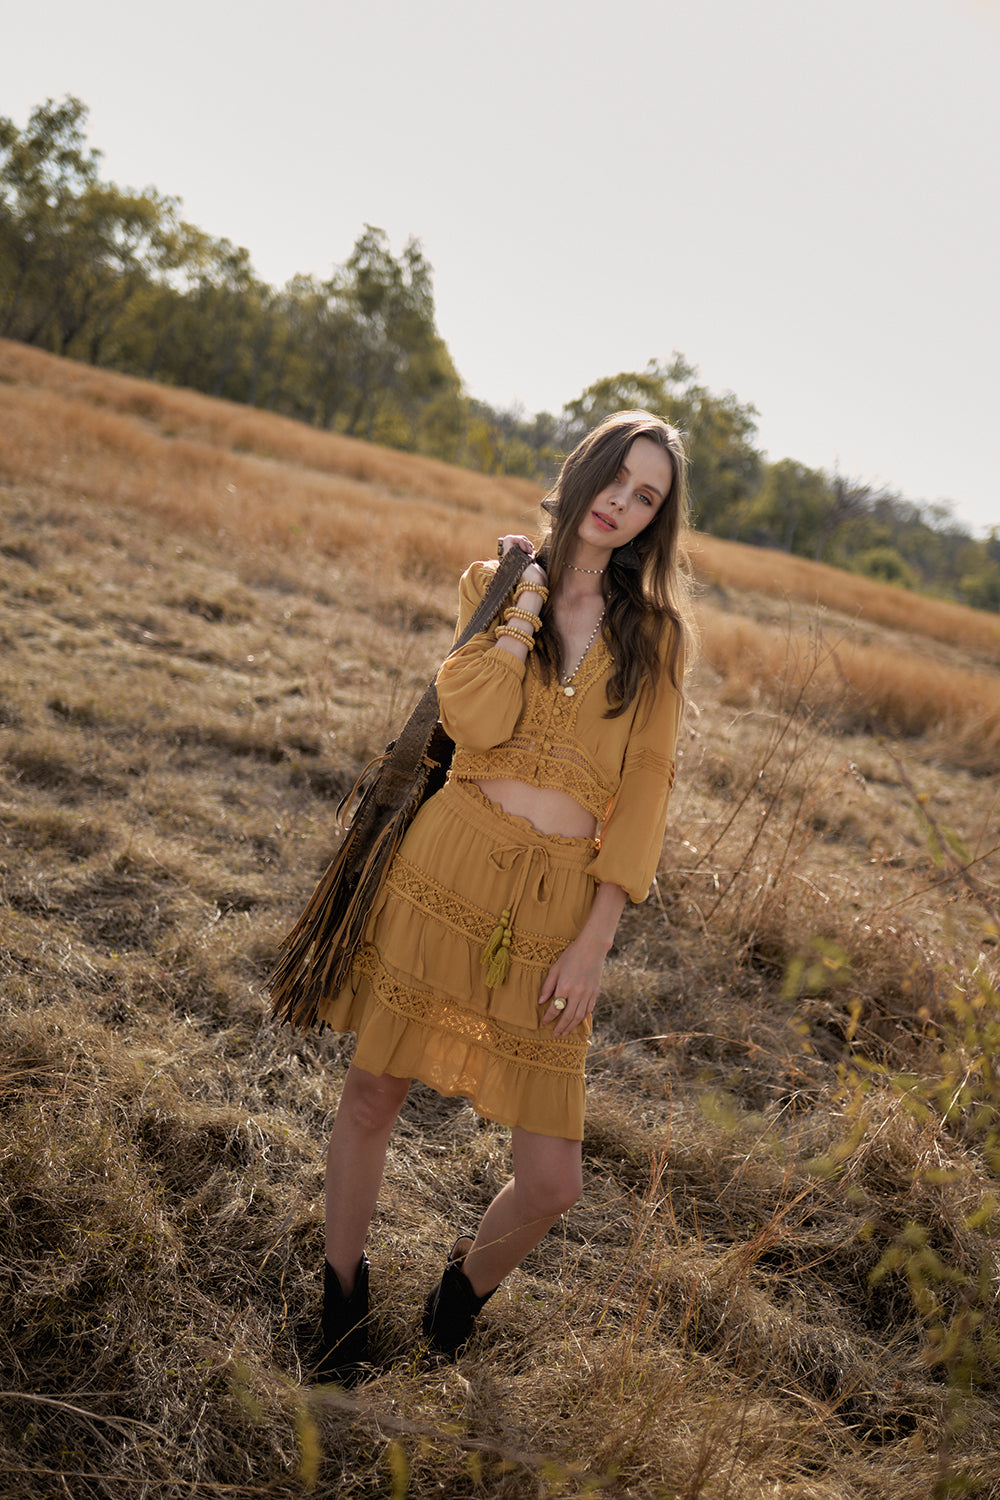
[450,639,617,819]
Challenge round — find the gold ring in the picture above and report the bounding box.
[553,997,567,1012]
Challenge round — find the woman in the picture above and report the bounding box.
[315,410,693,1383]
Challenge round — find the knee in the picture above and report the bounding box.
[550,1167,583,1217]
[520,1160,583,1221]
[339,1067,409,1134]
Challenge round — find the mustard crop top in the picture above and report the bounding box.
[435,561,682,904]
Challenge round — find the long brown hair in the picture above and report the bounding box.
[534,411,693,716]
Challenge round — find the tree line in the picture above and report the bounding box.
[2,97,997,610]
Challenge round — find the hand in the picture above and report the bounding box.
[537,932,607,1039]
[498,534,547,591]
[497,533,535,558]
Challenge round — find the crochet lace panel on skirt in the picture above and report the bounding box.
[354,944,589,1077]
[386,855,567,970]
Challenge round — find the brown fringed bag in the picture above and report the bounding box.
[268,547,531,1031]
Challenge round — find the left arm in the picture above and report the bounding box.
[538,634,685,1037]
[537,880,628,1038]
[587,636,684,902]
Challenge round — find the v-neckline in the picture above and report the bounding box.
[559,610,605,691]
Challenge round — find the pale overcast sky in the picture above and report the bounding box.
[4,0,997,534]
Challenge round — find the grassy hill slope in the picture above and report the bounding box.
[2,342,999,1499]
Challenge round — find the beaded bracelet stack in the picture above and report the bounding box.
[496,624,535,649]
[495,599,543,651]
[505,606,541,627]
[515,580,549,605]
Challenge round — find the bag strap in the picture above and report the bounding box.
[449,545,534,653]
[374,547,532,807]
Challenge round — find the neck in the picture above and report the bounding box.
[565,541,608,574]
[558,577,604,612]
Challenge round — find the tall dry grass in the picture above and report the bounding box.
[2,342,1000,1498]
[6,335,1000,653]
[690,532,1000,666]
[0,339,537,579]
[0,383,523,589]
[698,605,1000,775]
[6,337,999,779]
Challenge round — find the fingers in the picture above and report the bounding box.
[497,534,535,557]
[547,996,592,1038]
[538,984,593,1038]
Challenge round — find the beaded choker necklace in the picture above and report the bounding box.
[565,562,605,575]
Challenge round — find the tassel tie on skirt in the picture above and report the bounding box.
[481,842,557,988]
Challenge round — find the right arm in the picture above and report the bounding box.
[435,540,546,751]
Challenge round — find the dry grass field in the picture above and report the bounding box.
[2,339,999,1500]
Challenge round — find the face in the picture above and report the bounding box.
[576,436,674,555]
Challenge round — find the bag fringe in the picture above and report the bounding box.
[265,547,530,1033]
[268,769,430,1030]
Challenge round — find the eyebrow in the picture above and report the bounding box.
[620,460,665,503]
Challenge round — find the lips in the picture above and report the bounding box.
[592,511,617,532]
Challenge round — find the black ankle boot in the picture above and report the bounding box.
[422,1236,498,1359]
[317,1253,370,1386]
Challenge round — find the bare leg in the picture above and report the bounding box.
[325,1063,410,1292]
[460,1127,583,1297]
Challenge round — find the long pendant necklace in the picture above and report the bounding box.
[559,610,604,697]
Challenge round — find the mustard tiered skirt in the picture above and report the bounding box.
[316,778,597,1139]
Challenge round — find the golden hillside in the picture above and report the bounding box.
[2,341,999,1499]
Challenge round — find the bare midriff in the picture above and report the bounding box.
[473,778,598,840]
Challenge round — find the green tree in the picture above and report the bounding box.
[265,273,350,425]
[959,531,1000,611]
[812,474,878,563]
[736,458,834,554]
[337,225,459,443]
[181,235,263,398]
[413,387,471,464]
[460,402,561,480]
[56,182,178,363]
[0,96,101,344]
[0,96,175,360]
[851,545,920,589]
[261,229,461,447]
